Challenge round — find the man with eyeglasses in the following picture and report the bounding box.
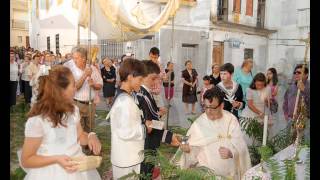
[179,86,251,179]
[283,64,310,139]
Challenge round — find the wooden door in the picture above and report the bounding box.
[212,42,224,65]
[26,36,30,48]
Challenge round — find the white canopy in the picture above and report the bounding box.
[74,0,181,41]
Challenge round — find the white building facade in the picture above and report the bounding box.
[11,0,31,47]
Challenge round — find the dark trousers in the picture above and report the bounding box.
[10,81,18,107]
[24,81,32,104]
[20,79,25,94]
[140,161,154,179]
[140,147,157,179]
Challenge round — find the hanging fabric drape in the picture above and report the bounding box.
[73,0,181,41]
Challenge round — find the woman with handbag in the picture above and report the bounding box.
[181,60,198,115]
[266,68,279,115]
[241,73,272,145]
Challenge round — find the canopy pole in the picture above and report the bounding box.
[292,33,310,120]
[291,33,309,160]
[166,16,175,130]
[77,23,80,45]
[88,0,93,132]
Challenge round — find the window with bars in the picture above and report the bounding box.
[55,34,59,54]
[47,36,50,51]
[100,40,125,60]
[100,38,157,60]
[244,48,253,59]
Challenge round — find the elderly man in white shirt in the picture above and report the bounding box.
[64,46,103,133]
[20,55,32,104]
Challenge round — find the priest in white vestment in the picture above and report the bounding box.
[180,87,251,179]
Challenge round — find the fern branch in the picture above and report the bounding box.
[304,148,310,180]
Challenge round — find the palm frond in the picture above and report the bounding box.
[284,159,296,180]
[142,149,224,179]
[304,148,310,180]
[248,145,261,166]
[269,127,294,153]
[187,117,196,125]
[239,117,263,143]
[258,146,273,161]
[176,166,218,180]
[265,158,284,180]
[119,170,140,180]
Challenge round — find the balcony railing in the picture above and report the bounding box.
[11,20,29,30]
[297,8,310,28]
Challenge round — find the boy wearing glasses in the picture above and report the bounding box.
[179,87,251,179]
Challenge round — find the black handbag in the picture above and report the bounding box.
[270,98,278,114]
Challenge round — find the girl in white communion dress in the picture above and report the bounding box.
[20,65,102,180]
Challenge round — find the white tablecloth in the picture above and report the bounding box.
[243,144,309,180]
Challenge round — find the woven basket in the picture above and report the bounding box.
[70,155,102,172]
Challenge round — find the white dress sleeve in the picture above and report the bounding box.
[246,88,253,100]
[24,117,44,137]
[73,105,81,124]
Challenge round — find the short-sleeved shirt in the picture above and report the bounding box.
[64,60,103,101]
[26,62,40,82]
[163,69,175,87]
[101,66,116,84]
[10,61,19,81]
[233,68,253,98]
[21,62,31,81]
[209,74,221,86]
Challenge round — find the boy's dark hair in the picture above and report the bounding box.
[203,75,211,81]
[294,64,309,75]
[167,61,173,67]
[149,47,160,56]
[119,58,146,82]
[220,63,234,74]
[203,86,224,105]
[142,60,160,75]
[185,60,192,66]
[250,72,267,89]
